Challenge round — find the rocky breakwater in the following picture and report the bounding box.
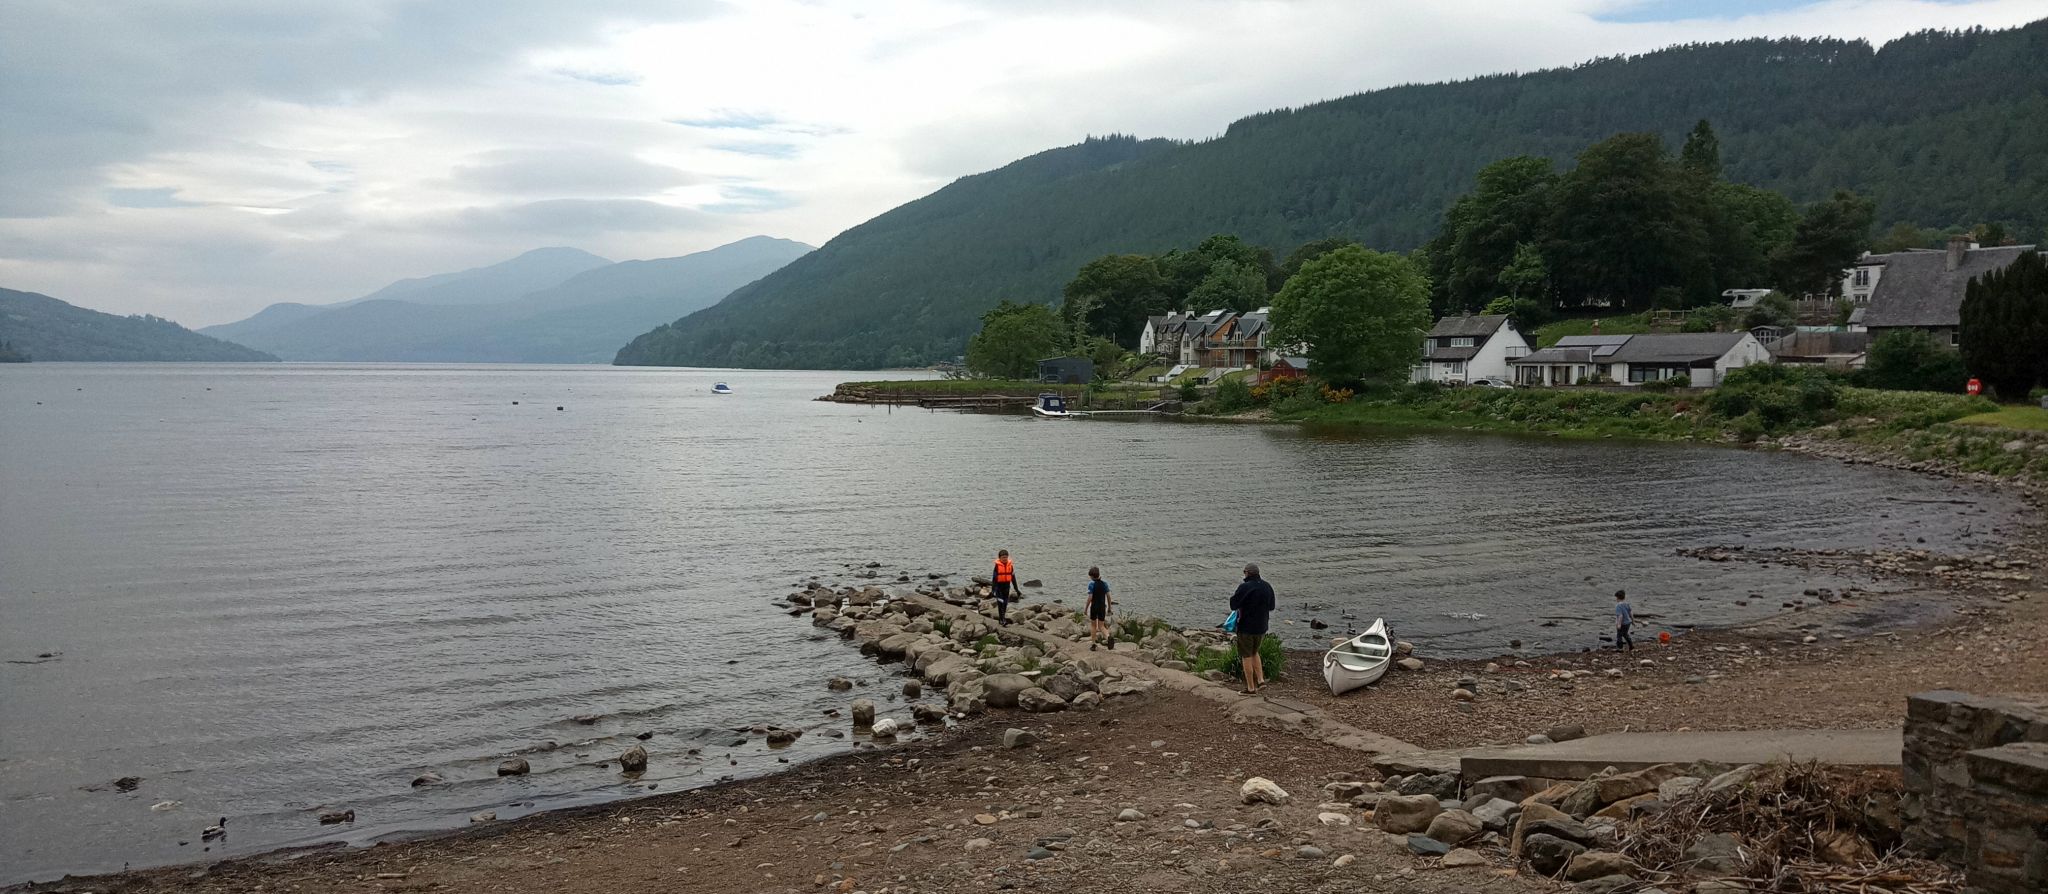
[785,577,1217,725]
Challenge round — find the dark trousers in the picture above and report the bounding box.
[1615,624,1633,651]
[993,582,1011,622]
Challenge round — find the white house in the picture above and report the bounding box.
[1411,314,1530,384]
[1138,312,1193,357]
[1510,332,1771,387]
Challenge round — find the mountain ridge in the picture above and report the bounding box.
[0,288,278,362]
[614,22,2048,370]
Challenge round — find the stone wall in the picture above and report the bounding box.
[1902,690,2048,894]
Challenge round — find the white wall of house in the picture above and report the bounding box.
[1138,323,1158,355]
[1705,333,1772,386]
[1469,324,1529,381]
[1841,260,1884,304]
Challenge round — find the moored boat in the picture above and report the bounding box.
[1031,392,1074,418]
[712,382,733,394]
[1323,618,1393,695]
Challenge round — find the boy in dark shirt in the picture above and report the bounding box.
[1085,567,1112,649]
[1614,590,1635,652]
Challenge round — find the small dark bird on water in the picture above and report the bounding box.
[201,817,226,840]
[1309,619,1328,630]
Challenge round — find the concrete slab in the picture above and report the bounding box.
[1460,729,1903,780]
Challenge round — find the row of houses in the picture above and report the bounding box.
[1121,235,2039,388]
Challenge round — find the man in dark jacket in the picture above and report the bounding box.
[1229,563,1276,693]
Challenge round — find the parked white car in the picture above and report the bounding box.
[1470,377,1514,389]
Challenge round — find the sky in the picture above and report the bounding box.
[3,0,2045,327]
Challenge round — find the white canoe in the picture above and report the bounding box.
[1323,618,1393,695]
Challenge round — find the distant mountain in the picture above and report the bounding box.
[614,22,2048,370]
[352,246,613,307]
[202,237,810,363]
[0,288,277,361]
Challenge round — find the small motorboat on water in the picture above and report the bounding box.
[1323,618,1393,695]
[712,382,733,394]
[1031,392,1077,418]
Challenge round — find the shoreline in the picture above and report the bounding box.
[21,494,2042,894]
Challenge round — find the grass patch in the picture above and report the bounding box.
[1187,635,1285,682]
[1282,385,1707,440]
[840,379,1082,395]
[1531,312,1657,347]
[1953,405,2048,432]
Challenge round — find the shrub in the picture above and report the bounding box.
[1213,376,1256,411]
[1178,382,1199,402]
[1195,634,1285,681]
[1855,330,1968,393]
[1741,291,1798,329]
[1319,384,1354,403]
[1682,306,1736,332]
[1708,364,1841,433]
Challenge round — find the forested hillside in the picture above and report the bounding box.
[616,22,2048,370]
[0,288,278,361]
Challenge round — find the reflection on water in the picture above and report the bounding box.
[0,363,2021,882]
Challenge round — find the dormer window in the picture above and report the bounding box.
[1449,337,1475,348]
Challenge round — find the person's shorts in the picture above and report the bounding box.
[992,582,1011,600]
[1088,600,1108,621]
[1236,632,1263,655]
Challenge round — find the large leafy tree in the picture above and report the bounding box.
[1280,237,1358,279]
[1856,329,1969,393]
[1270,246,1431,385]
[1679,119,1722,180]
[1187,259,1270,313]
[1709,183,1800,290]
[1769,189,1876,298]
[1548,133,1709,310]
[1960,250,2048,399]
[1063,254,1171,347]
[1424,156,1558,314]
[965,301,1065,379]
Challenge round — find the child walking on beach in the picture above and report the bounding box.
[1085,567,1112,649]
[1613,590,1635,652]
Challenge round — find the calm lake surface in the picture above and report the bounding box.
[0,363,2023,882]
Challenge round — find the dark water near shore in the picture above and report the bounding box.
[0,363,2024,883]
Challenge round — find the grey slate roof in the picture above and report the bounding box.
[1423,345,1481,361]
[1513,346,1593,364]
[1862,245,2039,328]
[1427,314,1508,338]
[1608,333,1748,364]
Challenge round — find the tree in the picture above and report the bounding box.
[964,301,1065,379]
[1427,156,1558,313]
[1063,254,1170,347]
[1972,222,2010,246]
[1856,329,1969,393]
[1708,183,1799,291]
[1872,221,1938,253]
[1679,119,1721,180]
[1269,246,1431,385]
[1548,133,1709,310]
[1769,190,1876,298]
[1187,259,1270,313]
[1496,241,1548,301]
[1280,237,1357,279]
[1959,250,2048,399]
[1741,291,1797,329]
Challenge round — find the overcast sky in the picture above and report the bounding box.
[3,0,2044,327]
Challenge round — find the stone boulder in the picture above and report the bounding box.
[1468,775,1540,803]
[826,676,853,691]
[1393,772,1460,801]
[1373,794,1442,834]
[1523,833,1587,876]
[871,717,901,737]
[1425,809,1483,845]
[1657,776,1704,801]
[1042,669,1097,702]
[1703,764,1762,795]
[980,673,1036,709]
[1683,831,1745,874]
[1565,851,1634,882]
[1471,797,1521,832]
[850,698,876,727]
[1016,687,1067,713]
[910,703,949,723]
[1595,763,1683,804]
[1003,728,1037,749]
[618,745,648,773]
[1239,777,1291,805]
[496,758,529,777]
[1069,691,1102,711]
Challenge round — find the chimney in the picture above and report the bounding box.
[1947,235,1969,271]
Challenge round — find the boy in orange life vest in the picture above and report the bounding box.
[992,549,1017,626]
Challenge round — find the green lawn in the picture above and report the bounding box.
[1953,404,2048,432]
[840,379,1080,395]
[1531,313,1656,347]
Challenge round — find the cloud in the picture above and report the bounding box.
[3,0,2046,326]
[447,148,705,197]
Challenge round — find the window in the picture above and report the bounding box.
[1854,268,1869,287]
[1450,337,1475,348]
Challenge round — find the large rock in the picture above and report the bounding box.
[1069,691,1102,711]
[850,698,876,727]
[1523,833,1588,876]
[1471,797,1521,832]
[1424,809,1483,845]
[1042,669,1096,702]
[1595,763,1683,804]
[1393,772,1461,801]
[1657,776,1704,801]
[1560,780,1605,817]
[1442,848,1488,868]
[1683,832,1745,874]
[980,673,1036,709]
[1239,777,1291,805]
[1406,834,1451,856]
[1545,724,1588,743]
[496,758,530,777]
[1469,775,1541,803]
[1818,828,1874,865]
[618,745,648,773]
[1016,687,1067,713]
[877,632,919,657]
[1373,793,1442,833]
[910,703,949,723]
[1525,816,1600,847]
[1703,764,1763,795]
[1565,851,1634,882]
[1002,728,1037,749]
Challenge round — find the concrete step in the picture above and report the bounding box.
[1459,728,1902,780]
